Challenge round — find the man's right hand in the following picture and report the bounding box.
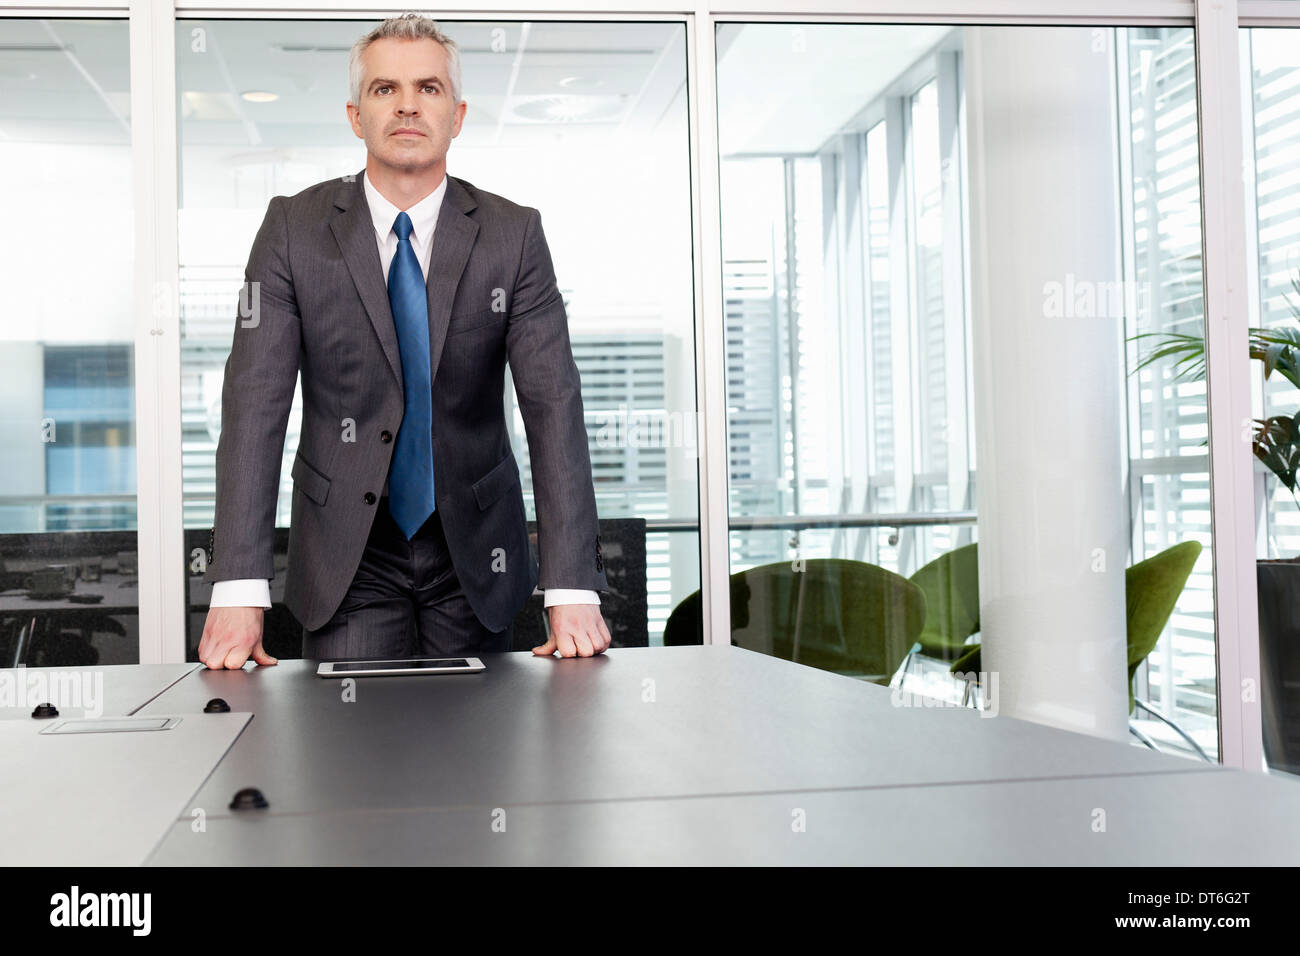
[198,606,278,669]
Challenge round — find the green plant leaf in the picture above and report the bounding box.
[1253,327,1300,389]
[1129,331,1206,382]
[1127,267,1300,492]
[1256,415,1300,492]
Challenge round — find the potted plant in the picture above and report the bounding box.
[1133,272,1300,774]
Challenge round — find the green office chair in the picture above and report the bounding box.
[909,542,980,662]
[1122,540,1209,759]
[662,558,926,684]
[934,540,1209,760]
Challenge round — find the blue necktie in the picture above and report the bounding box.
[386,211,435,539]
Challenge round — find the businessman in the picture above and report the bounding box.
[198,14,611,668]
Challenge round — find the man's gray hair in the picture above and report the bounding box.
[349,13,463,106]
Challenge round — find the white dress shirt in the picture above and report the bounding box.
[210,170,599,612]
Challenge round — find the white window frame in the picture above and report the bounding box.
[1,0,1277,771]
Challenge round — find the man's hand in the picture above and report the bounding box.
[534,604,612,658]
[198,606,278,669]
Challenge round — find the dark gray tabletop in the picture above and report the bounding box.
[0,662,199,720]
[0,661,227,864]
[137,647,1212,814]
[121,645,1300,864]
[5,647,1284,865]
[2,710,250,866]
[145,768,1300,866]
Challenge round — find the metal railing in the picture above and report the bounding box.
[643,511,977,533]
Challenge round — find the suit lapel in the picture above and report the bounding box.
[425,175,478,386]
[329,168,479,392]
[331,173,403,390]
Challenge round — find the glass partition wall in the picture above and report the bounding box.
[1243,26,1300,775]
[0,18,139,666]
[711,23,1218,758]
[175,19,699,655]
[5,3,1291,772]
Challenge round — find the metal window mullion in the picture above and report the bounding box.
[842,131,873,561]
[823,141,855,559]
[1238,28,1270,560]
[780,158,801,518]
[129,0,183,664]
[884,95,914,569]
[936,50,967,538]
[708,1,1193,22]
[688,9,731,645]
[957,48,976,526]
[1240,0,1300,25]
[902,83,927,570]
[1196,0,1265,770]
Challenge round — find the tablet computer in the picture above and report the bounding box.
[316,657,484,677]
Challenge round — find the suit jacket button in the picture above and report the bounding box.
[364,492,376,505]
[380,430,392,443]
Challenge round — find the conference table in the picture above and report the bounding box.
[2,646,1298,865]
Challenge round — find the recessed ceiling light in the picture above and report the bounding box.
[512,94,625,123]
[558,76,603,91]
[241,90,279,103]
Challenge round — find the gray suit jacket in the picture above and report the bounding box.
[204,169,607,632]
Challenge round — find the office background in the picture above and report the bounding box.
[1,0,1296,772]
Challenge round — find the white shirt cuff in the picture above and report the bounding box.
[543,588,601,607]
[210,578,272,609]
[212,581,595,609]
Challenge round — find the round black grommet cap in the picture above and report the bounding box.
[203,698,231,713]
[229,787,269,811]
[31,702,58,719]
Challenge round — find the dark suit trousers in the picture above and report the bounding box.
[301,496,512,659]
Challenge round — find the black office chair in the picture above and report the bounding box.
[510,517,649,651]
[184,527,301,661]
[25,612,128,666]
[185,519,650,658]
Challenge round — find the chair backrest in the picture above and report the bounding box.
[184,518,651,657]
[662,573,749,646]
[909,542,980,652]
[664,558,925,682]
[912,538,1201,711]
[185,526,295,660]
[1124,539,1203,709]
[510,517,649,650]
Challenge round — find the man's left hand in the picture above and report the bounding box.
[535,604,612,657]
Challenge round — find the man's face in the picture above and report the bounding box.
[347,37,465,173]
